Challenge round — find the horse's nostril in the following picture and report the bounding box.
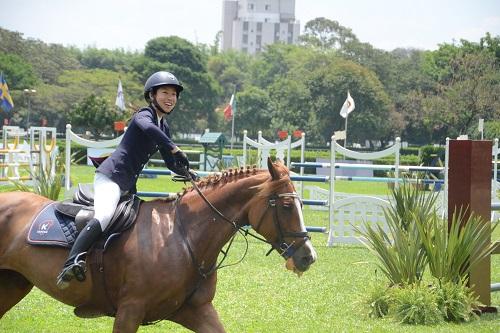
[302,255,314,266]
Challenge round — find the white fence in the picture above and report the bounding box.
[64,124,124,190]
[1,126,58,182]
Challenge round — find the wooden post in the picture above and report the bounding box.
[448,140,493,311]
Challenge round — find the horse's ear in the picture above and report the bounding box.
[267,157,280,180]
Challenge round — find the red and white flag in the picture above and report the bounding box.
[339,91,355,118]
[223,94,234,121]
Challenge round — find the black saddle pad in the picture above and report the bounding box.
[27,191,142,248]
[27,202,77,248]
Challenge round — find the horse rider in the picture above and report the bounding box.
[56,71,194,289]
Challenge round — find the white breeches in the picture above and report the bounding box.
[93,172,123,231]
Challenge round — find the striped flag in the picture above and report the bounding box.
[0,73,14,113]
[223,94,234,121]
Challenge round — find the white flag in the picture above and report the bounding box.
[115,80,126,111]
[339,91,355,118]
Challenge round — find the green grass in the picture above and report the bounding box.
[1,238,499,332]
[0,165,499,332]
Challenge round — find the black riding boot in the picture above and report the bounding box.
[56,218,102,289]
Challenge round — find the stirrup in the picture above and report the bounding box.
[55,252,88,289]
[71,252,88,282]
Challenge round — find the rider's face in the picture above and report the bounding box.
[153,86,177,114]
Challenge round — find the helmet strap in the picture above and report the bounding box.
[151,97,173,115]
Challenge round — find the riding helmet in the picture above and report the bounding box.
[144,71,184,101]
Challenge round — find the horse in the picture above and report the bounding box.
[0,158,317,332]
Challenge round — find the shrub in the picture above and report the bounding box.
[434,281,480,322]
[356,182,437,285]
[366,283,393,318]
[393,284,443,325]
[11,151,64,200]
[415,209,498,284]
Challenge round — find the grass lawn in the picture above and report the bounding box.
[0,164,499,332]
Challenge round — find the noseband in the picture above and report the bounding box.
[254,192,310,259]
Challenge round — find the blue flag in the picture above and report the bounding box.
[0,73,14,113]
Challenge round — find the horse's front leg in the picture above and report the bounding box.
[171,302,225,333]
[112,301,146,333]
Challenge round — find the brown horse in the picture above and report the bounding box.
[0,158,317,332]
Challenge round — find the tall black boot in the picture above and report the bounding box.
[56,218,102,289]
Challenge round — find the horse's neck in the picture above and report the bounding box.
[179,175,264,269]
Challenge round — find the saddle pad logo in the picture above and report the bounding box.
[37,220,54,235]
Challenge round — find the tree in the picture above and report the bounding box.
[307,60,392,145]
[207,50,253,96]
[235,86,273,138]
[145,36,206,72]
[0,52,39,89]
[413,36,500,141]
[425,51,500,139]
[138,37,220,135]
[299,17,358,50]
[77,47,141,72]
[69,94,119,139]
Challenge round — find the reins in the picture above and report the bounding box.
[185,175,284,247]
[173,172,310,280]
[172,175,254,278]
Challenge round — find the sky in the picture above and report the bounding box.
[0,0,499,52]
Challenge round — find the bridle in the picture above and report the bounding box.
[253,192,310,259]
[176,175,311,278]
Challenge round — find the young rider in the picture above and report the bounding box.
[56,71,192,289]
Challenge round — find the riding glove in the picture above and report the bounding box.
[173,150,190,170]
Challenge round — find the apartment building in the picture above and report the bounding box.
[221,0,300,54]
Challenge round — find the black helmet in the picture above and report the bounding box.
[144,71,184,101]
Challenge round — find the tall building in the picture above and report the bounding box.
[221,0,300,54]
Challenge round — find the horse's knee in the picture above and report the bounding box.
[113,302,145,333]
[171,303,225,333]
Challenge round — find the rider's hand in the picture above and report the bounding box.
[173,150,189,170]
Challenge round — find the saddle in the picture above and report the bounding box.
[27,184,142,248]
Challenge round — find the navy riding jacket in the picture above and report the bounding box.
[97,106,176,193]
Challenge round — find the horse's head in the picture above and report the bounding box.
[248,158,317,276]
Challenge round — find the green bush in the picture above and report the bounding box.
[359,182,498,325]
[366,282,393,318]
[11,153,64,200]
[419,145,445,166]
[415,209,498,284]
[434,281,480,322]
[393,284,443,325]
[365,280,482,325]
[356,182,438,285]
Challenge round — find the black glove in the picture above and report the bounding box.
[173,150,189,170]
[166,162,188,177]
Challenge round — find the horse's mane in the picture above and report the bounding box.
[178,163,292,201]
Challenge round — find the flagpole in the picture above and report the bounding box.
[230,88,236,151]
[230,110,235,151]
[344,114,348,148]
